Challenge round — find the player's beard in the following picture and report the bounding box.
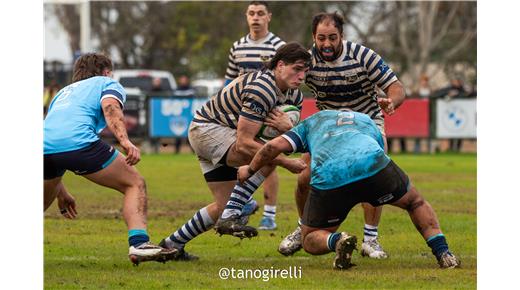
[319,43,342,61]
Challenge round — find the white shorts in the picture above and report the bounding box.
[188,121,237,174]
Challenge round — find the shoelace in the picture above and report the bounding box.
[137,242,158,249]
[288,230,302,242]
[368,239,383,251]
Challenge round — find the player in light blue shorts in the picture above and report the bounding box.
[44,53,177,265]
[237,110,460,270]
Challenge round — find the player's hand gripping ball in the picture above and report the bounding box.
[257,104,301,141]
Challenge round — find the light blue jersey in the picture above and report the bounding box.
[282,110,390,190]
[44,76,126,154]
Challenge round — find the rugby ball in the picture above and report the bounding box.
[257,104,301,141]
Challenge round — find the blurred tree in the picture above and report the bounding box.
[50,1,475,85]
[331,1,476,89]
[391,1,477,88]
[51,4,80,57]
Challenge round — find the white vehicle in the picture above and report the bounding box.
[113,69,177,92]
[192,79,224,98]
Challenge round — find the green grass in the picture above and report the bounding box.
[44,153,476,289]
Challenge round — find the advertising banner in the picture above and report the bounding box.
[149,97,208,138]
[384,99,430,137]
[435,99,477,138]
[301,99,430,138]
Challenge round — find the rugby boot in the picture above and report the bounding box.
[278,226,303,256]
[128,242,179,266]
[158,239,199,261]
[258,216,277,230]
[215,214,258,239]
[361,238,388,259]
[437,250,461,269]
[333,233,358,270]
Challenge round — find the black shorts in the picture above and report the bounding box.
[44,140,119,180]
[302,160,409,228]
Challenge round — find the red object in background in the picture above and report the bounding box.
[301,99,318,120]
[300,98,430,137]
[384,99,429,137]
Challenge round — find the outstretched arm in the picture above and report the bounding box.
[238,136,303,183]
[101,97,140,165]
[378,80,406,115]
[235,117,302,173]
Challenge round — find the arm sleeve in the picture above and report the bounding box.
[240,83,276,123]
[281,123,308,153]
[360,44,398,91]
[101,80,126,108]
[224,46,238,80]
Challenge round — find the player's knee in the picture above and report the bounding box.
[302,234,313,253]
[128,174,147,194]
[405,194,425,212]
[302,233,320,255]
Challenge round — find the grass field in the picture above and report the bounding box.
[44,153,476,289]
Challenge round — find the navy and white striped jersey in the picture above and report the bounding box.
[193,69,303,129]
[225,32,286,81]
[305,40,398,120]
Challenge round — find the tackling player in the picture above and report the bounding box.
[43,53,177,265]
[238,110,461,270]
[279,12,406,259]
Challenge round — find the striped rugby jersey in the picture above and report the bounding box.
[305,40,398,120]
[193,69,303,129]
[225,32,286,81]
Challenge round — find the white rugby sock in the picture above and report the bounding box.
[263,205,276,219]
[363,224,379,242]
[221,172,266,218]
[167,206,214,248]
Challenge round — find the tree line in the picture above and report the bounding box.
[47,1,476,91]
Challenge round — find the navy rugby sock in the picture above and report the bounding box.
[327,232,342,251]
[128,229,150,247]
[426,233,449,259]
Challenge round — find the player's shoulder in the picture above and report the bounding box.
[268,33,285,47]
[254,69,276,84]
[231,36,248,49]
[245,70,274,89]
[346,41,377,57]
[98,76,124,89]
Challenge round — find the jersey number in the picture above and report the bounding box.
[337,111,355,126]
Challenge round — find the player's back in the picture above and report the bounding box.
[44,76,125,154]
[299,110,390,190]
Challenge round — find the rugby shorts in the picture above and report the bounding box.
[188,121,238,182]
[302,160,409,228]
[44,140,119,180]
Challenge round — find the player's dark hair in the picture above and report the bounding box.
[72,53,113,83]
[248,1,270,13]
[266,42,311,70]
[312,12,344,36]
